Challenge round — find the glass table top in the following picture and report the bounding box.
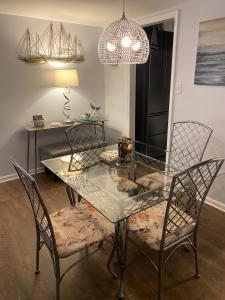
[42,144,180,224]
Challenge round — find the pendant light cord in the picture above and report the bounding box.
[122,0,125,18]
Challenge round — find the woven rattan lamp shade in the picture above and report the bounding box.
[98,15,149,64]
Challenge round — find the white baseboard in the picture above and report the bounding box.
[206,196,225,213]
[0,167,45,183]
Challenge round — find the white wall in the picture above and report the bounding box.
[0,14,105,177]
[104,64,131,143]
[173,0,225,204]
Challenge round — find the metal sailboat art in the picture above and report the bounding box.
[17,23,85,64]
[17,29,46,64]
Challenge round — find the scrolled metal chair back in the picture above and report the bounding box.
[65,123,105,153]
[161,158,224,248]
[11,160,57,254]
[169,121,213,170]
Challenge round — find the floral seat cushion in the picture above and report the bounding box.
[129,201,195,250]
[135,172,171,190]
[78,201,114,237]
[50,205,111,258]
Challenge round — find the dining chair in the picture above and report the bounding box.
[128,158,223,300]
[65,122,107,155]
[169,120,213,170]
[11,160,114,300]
[136,121,213,191]
[65,122,107,204]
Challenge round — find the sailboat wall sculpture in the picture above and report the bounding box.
[17,23,85,64]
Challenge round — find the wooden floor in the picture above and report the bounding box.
[1,173,225,300]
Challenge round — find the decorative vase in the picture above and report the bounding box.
[117,136,133,166]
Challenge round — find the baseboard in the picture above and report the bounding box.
[0,167,45,183]
[206,196,225,213]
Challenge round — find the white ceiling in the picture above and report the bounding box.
[0,0,189,27]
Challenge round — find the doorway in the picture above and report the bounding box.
[128,11,178,163]
[135,19,174,160]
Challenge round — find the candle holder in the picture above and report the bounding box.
[117,136,134,167]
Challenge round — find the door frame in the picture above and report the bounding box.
[127,9,179,161]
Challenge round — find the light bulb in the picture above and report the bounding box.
[48,60,67,67]
[132,41,141,51]
[121,36,132,48]
[107,42,116,52]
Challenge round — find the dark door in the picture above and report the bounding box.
[135,25,173,160]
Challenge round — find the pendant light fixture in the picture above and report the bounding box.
[98,0,150,64]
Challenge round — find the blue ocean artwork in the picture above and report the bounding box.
[195,17,225,86]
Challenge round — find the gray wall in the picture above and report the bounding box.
[0,14,105,178]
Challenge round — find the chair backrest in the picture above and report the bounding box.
[11,160,57,254]
[169,121,213,171]
[65,123,106,154]
[161,158,224,249]
[65,123,107,171]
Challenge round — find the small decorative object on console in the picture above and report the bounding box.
[90,103,101,120]
[33,115,44,128]
[117,136,133,166]
[80,113,92,122]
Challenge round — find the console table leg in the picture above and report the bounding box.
[27,132,30,172]
[35,131,37,175]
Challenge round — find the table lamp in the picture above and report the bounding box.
[54,69,79,124]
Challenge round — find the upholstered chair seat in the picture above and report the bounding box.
[78,201,115,237]
[135,172,172,191]
[129,201,195,250]
[51,203,114,258]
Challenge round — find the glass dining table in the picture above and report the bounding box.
[42,143,179,299]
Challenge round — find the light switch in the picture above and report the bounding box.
[175,81,183,94]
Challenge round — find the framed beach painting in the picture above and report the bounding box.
[194,17,225,86]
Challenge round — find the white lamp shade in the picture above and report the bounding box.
[54,69,79,87]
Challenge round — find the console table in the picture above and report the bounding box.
[25,119,106,175]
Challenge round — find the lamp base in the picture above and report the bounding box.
[63,118,74,125]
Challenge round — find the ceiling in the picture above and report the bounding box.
[0,0,189,27]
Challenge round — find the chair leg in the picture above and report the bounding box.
[194,235,200,279]
[107,244,118,279]
[157,250,164,300]
[55,262,61,300]
[66,185,75,206]
[78,194,82,203]
[35,230,40,275]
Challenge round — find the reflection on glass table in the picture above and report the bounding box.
[42,144,179,224]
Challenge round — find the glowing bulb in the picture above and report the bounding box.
[107,42,116,52]
[121,36,132,48]
[132,41,141,51]
[48,61,67,67]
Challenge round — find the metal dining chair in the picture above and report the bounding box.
[136,121,213,190]
[128,158,224,300]
[65,122,107,155]
[65,122,107,204]
[169,120,213,170]
[11,160,114,300]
